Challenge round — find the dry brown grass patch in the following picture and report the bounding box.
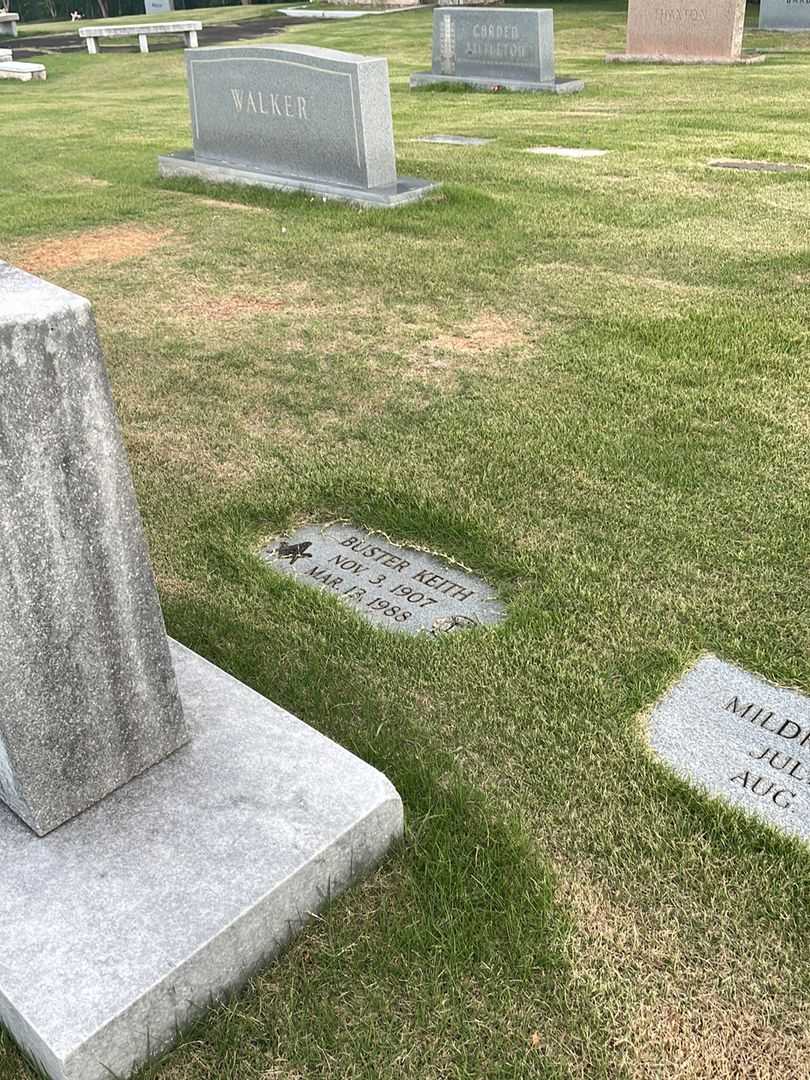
[551,862,810,1080]
[19,226,173,274]
[72,175,111,188]
[178,294,289,320]
[430,312,527,355]
[192,197,268,212]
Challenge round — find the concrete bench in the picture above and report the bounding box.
[78,20,201,54]
[0,60,46,80]
[0,13,20,37]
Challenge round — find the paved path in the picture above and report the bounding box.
[12,14,315,58]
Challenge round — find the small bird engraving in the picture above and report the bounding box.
[276,541,312,565]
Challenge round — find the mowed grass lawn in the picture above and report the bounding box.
[2,2,810,1077]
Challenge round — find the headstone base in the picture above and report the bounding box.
[0,640,402,1080]
[604,51,765,64]
[158,150,440,208]
[409,72,584,93]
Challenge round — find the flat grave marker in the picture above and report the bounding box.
[708,158,807,173]
[526,146,607,158]
[410,7,584,94]
[759,0,810,30]
[606,0,764,64]
[159,44,439,207]
[416,134,494,145]
[262,524,505,635]
[647,654,810,844]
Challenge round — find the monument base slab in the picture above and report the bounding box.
[409,71,584,93]
[0,640,403,1080]
[604,51,765,65]
[158,150,440,208]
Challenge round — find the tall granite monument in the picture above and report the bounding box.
[159,44,439,207]
[759,0,810,30]
[0,266,188,835]
[410,7,584,93]
[0,263,403,1080]
[605,0,765,64]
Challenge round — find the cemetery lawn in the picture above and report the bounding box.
[2,1,810,1077]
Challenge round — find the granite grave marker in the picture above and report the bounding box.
[759,0,810,30]
[0,263,402,1080]
[159,44,439,207]
[647,654,810,844]
[262,524,505,635]
[605,0,764,64]
[409,7,584,94]
[416,134,494,145]
[0,263,188,835]
[708,158,807,172]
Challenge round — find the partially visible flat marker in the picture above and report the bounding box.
[708,158,807,173]
[647,654,810,845]
[416,135,494,146]
[526,146,607,158]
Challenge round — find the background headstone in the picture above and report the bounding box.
[0,263,187,836]
[647,654,810,844]
[606,0,762,63]
[144,0,175,14]
[759,0,810,30]
[410,7,584,93]
[159,44,439,207]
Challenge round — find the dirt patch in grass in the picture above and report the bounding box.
[157,281,319,331]
[192,197,269,212]
[19,226,173,274]
[430,312,527,354]
[178,294,289,320]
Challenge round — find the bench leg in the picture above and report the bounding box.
[138,32,149,53]
[184,30,198,47]
[86,36,98,54]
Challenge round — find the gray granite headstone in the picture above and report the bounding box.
[261,524,505,635]
[158,44,439,207]
[759,0,810,29]
[0,266,403,1080]
[409,7,584,94]
[647,654,810,844]
[0,263,188,836]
